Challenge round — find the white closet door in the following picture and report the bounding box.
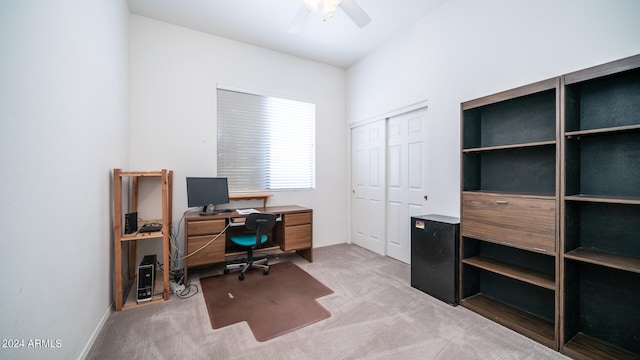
[386,107,428,263]
[350,120,386,256]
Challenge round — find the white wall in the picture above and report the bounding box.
[128,15,348,262]
[347,0,640,218]
[0,1,129,359]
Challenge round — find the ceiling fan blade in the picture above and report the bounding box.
[289,5,311,34]
[338,0,371,28]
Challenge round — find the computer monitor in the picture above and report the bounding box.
[186,177,230,215]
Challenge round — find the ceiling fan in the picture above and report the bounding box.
[289,0,372,34]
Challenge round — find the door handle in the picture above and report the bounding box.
[424,195,428,201]
[495,200,509,205]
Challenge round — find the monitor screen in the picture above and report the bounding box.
[186,177,230,212]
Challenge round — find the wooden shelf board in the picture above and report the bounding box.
[461,294,556,349]
[462,190,556,199]
[562,332,639,360]
[229,193,273,207]
[121,274,167,311]
[463,140,556,153]
[565,124,640,138]
[563,53,640,84]
[229,193,272,200]
[122,295,165,311]
[462,77,558,110]
[564,248,640,274]
[118,170,164,177]
[463,256,556,290]
[121,231,164,241]
[565,194,640,205]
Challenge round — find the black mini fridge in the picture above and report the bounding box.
[411,214,460,306]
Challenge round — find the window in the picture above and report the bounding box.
[217,88,316,192]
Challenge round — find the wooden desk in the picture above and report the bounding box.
[183,205,312,281]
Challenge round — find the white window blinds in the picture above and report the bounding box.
[217,88,316,192]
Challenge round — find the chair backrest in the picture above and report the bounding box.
[245,213,277,247]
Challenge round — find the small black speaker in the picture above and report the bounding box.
[125,212,138,234]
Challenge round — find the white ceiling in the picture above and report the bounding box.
[127,0,447,68]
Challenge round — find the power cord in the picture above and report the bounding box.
[176,284,198,299]
[169,210,191,271]
[174,275,199,299]
[172,222,230,262]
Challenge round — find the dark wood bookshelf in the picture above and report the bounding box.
[460,54,640,358]
[461,294,556,349]
[565,194,640,205]
[562,333,640,360]
[564,248,640,274]
[561,54,640,358]
[462,140,556,153]
[460,78,560,350]
[565,123,640,138]
[463,256,555,290]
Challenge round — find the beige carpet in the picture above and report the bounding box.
[87,244,570,360]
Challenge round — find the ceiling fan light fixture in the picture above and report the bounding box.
[321,0,337,21]
[289,0,370,34]
[337,0,371,28]
[304,0,319,12]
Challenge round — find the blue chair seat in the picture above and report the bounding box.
[230,233,267,247]
[225,213,276,281]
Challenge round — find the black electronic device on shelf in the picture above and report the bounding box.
[137,254,157,303]
[125,212,138,234]
[139,224,162,233]
[186,177,230,216]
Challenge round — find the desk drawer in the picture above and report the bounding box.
[461,192,556,254]
[284,212,311,226]
[283,224,311,251]
[187,219,225,236]
[186,234,226,267]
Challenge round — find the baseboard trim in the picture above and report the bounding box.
[77,303,112,360]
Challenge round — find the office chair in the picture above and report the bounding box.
[224,213,277,281]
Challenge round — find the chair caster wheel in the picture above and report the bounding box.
[239,274,245,281]
[263,269,269,275]
[223,268,230,274]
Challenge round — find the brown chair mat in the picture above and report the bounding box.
[200,261,333,342]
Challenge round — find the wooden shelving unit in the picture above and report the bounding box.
[462,256,555,290]
[112,169,173,311]
[561,54,640,358]
[460,77,561,350]
[562,333,640,360]
[460,54,640,358]
[461,294,556,349]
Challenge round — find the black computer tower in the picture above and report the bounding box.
[411,215,460,306]
[137,254,157,303]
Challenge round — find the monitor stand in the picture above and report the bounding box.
[199,205,219,216]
